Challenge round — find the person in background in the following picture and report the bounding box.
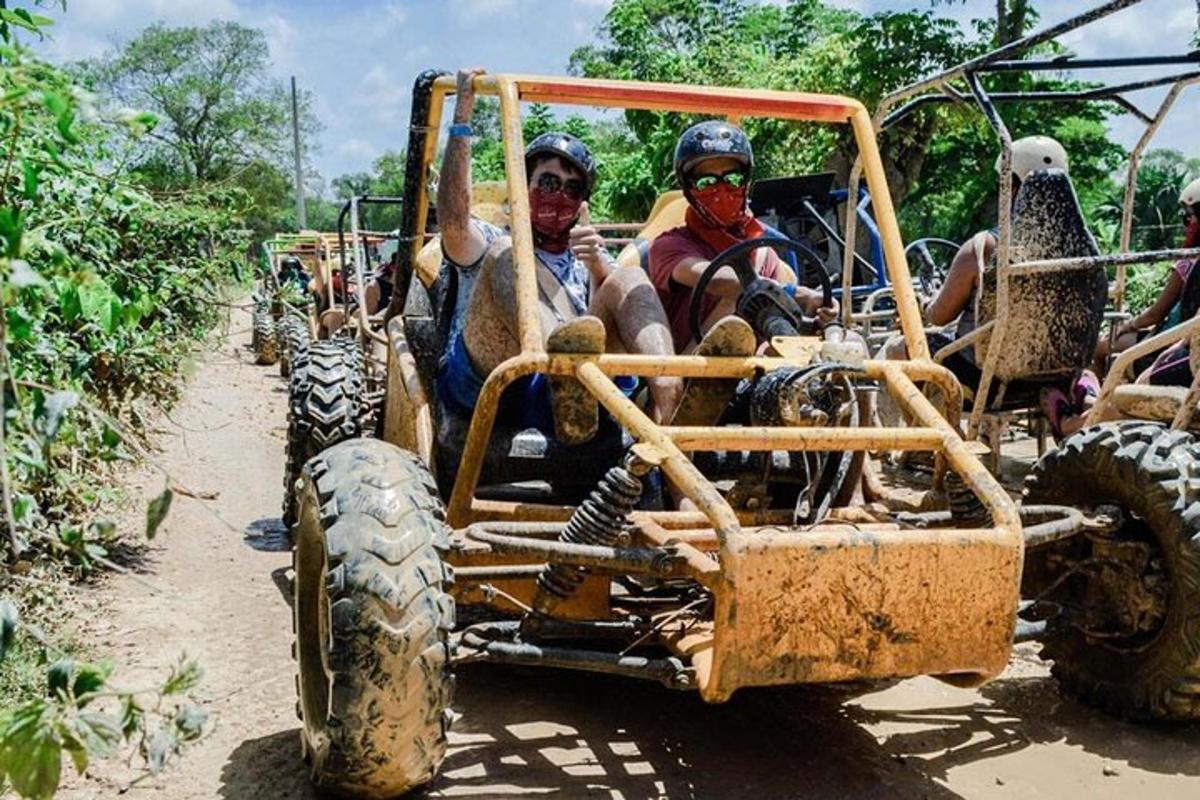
[1091,177,1200,377]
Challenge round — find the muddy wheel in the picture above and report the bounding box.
[1024,421,1200,720]
[293,437,454,797]
[278,314,311,378]
[252,306,279,365]
[282,340,368,528]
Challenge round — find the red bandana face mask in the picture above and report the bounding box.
[1185,215,1200,248]
[691,183,750,230]
[529,187,582,253]
[685,180,764,255]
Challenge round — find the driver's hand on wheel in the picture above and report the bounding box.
[816,303,840,327]
[795,286,838,322]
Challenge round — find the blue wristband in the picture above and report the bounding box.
[782,283,797,298]
[448,123,473,138]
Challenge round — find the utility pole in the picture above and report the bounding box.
[291,76,307,229]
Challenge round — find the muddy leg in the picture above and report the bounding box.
[462,239,547,375]
[590,267,683,423]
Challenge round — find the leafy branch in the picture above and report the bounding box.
[0,599,208,800]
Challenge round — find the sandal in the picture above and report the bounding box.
[1072,372,1100,411]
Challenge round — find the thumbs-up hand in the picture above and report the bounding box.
[570,201,609,281]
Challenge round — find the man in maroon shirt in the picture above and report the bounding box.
[649,120,836,353]
[649,121,879,505]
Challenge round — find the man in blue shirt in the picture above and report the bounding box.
[436,68,681,445]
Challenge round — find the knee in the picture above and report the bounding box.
[601,264,649,296]
[601,267,660,312]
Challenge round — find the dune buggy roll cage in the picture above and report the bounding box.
[335,194,404,348]
[385,70,1020,550]
[848,0,1200,436]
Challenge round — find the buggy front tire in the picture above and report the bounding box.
[1024,421,1200,721]
[282,339,369,528]
[252,306,279,365]
[293,437,454,797]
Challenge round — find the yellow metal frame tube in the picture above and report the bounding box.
[664,426,945,452]
[850,108,929,361]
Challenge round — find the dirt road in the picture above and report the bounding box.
[62,308,1200,799]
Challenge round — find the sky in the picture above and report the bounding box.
[26,0,1200,193]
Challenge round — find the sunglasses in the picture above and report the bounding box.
[690,169,747,191]
[535,172,587,200]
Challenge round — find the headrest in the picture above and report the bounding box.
[1009,169,1098,262]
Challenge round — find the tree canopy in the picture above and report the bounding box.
[83,21,318,186]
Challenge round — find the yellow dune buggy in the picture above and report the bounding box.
[284,64,1200,799]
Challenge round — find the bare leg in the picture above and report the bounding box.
[590,267,683,422]
[461,242,608,444]
[1093,330,1138,378]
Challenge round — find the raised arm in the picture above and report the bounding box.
[437,68,487,267]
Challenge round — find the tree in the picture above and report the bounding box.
[82,22,319,188]
[332,172,372,200]
[569,0,1122,240]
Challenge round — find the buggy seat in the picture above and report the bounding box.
[940,168,1106,411]
[1111,326,1200,426]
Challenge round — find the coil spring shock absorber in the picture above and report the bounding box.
[527,450,654,621]
[946,470,990,526]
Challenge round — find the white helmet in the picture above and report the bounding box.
[1180,177,1200,208]
[995,135,1069,181]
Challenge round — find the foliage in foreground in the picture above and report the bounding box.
[0,599,207,800]
[1,6,238,796]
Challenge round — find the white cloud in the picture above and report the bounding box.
[64,0,239,26]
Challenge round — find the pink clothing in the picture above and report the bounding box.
[648,225,783,352]
[1173,258,1194,282]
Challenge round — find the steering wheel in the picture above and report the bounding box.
[905,238,960,297]
[689,236,834,345]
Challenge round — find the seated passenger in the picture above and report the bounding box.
[886,136,1071,380]
[1092,178,1200,377]
[276,255,311,292]
[436,68,682,444]
[648,120,836,353]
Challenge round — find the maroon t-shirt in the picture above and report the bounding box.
[648,225,783,352]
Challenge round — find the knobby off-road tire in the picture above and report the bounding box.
[278,314,311,378]
[282,339,370,528]
[252,306,279,365]
[1024,421,1200,720]
[293,437,454,797]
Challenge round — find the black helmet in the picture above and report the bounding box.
[280,255,302,271]
[525,132,597,196]
[673,120,754,188]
